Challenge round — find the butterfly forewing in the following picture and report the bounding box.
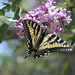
[22,20,43,49]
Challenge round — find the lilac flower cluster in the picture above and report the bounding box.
[14,0,72,37]
[14,18,25,37]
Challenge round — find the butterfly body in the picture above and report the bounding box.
[22,19,72,59]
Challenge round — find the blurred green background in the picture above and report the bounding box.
[0,0,75,75]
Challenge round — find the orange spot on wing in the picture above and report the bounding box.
[31,51,36,54]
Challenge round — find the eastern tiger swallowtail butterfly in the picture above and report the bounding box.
[22,19,72,59]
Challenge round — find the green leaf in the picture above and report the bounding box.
[70,0,75,2]
[0,23,9,43]
[13,5,20,20]
[65,0,71,4]
[12,0,22,11]
[3,4,10,12]
[71,34,75,45]
[61,62,69,75]
[0,9,5,15]
[0,16,11,26]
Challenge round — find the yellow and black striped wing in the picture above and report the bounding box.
[22,19,44,50]
[22,19,72,59]
[38,34,72,52]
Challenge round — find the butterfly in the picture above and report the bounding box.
[22,19,72,59]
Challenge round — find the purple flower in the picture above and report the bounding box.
[62,16,72,24]
[14,0,72,38]
[14,18,26,37]
[67,11,71,14]
[52,1,56,6]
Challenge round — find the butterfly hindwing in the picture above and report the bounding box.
[38,34,72,52]
[22,19,72,59]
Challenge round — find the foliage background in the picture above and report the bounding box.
[0,0,75,75]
